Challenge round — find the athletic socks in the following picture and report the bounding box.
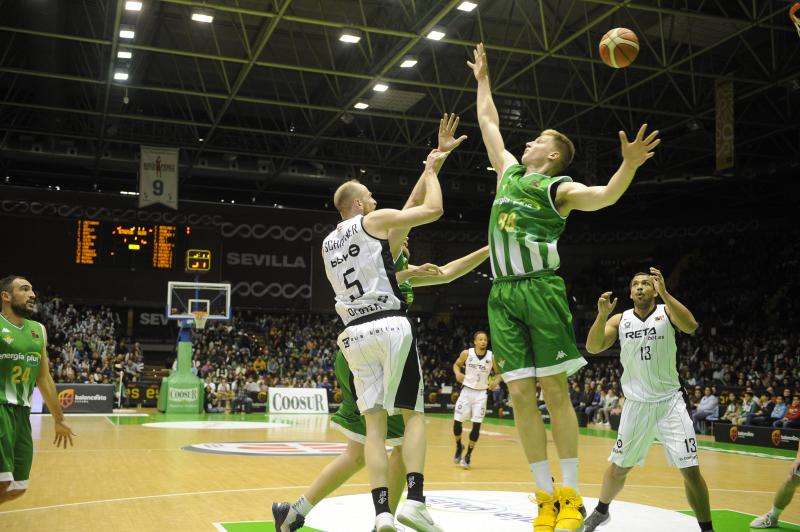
[406,472,425,502]
[698,520,713,531]
[371,487,390,515]
[291,495,314,517]
[454,441,464,459]
[530,460,555,495]
[465,446,474,459]
[560,457,579,491]
[771,505,784,519]
[595,501,610,515]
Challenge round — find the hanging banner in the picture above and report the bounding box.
[715,79,734,172]
[139,146,178,209]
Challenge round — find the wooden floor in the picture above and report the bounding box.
[0,410,797,531]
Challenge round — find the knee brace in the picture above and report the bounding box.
[453,420,463,437]
[469,422,481,442]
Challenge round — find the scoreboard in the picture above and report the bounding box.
[74,220,213,271]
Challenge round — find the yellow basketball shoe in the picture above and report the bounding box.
[555,486,586,532]
[530,489,559,532]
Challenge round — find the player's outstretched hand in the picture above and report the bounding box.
[649,267,668,298]
[54,420,76,449]
[619,124,660,168]
[438,113,468,153]
[597,291,618,317]
[467,42,488,81]
[407,263,443,279]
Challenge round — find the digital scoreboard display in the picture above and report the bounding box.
[75,220,206,271]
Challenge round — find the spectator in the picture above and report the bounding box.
[774,396,800,428]
[692,387,719,433]
[597,387,619,425]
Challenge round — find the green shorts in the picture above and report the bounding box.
[0,403,33,490]
[487,272,586,382]
[331,351,405,446]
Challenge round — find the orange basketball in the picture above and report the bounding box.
[599,27,639,68]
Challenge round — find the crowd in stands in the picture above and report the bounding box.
[36,297,144,387]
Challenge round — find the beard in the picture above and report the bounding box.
[10,300,34,318]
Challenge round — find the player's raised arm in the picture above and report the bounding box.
[555,124,660,216]
[468,43,518,184]
[650,267,699,334]
[409,246,489,287]
[36,331,76,448]
[453,350,469,384]
[396,263,442,284]
[364,149,446,238]
[585,291,622,354]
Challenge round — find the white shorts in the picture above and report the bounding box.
[454,386,488,423]
[609,391,699,469]
[337,313,423,416]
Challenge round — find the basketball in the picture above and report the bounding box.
[599,27,639,68]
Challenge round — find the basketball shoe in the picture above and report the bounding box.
[397,499,444,532]
[583,508,610,531]
[555,486,585,532]
[461,453,472,470]
[271,502,305,532]
[375,512,396,532]
[454,441,464,464]
[750,512,778,528]
[531,489,559,532]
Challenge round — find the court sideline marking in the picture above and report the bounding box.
[0,481,783,515]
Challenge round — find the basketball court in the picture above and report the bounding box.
[0,411,796,531]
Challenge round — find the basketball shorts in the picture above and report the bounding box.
[609,391,699,469]
[330,351,405,446]
[337,313,424,416]
[0,403,33,491]
[487,272,587,382]
[454,386,488,423]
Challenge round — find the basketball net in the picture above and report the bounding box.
[191,311,208,330]
[791,3,800,37]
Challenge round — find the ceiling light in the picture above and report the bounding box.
[198,137,204,142]
[339,29,362,44]
[400,56,418,68]
[125,1,142,11]
[457,1,477,12]
[354,101,369,110]
[113,71,129,81]
[426,27,446,41]
[191,12,214,23]
[117,50,132,59]
[119,28,135,39]
[373,83,389,92]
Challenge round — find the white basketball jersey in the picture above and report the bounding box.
[322,214,405,326]
[618,304,680,402]
[463,348,493,391]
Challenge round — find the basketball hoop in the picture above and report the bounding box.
[791,2,800,37]
[191,310,208,330]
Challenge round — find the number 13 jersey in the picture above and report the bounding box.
[618,304,680,402]
[322,214,406,326]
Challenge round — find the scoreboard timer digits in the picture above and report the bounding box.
[186,249,211,272]
[75,220,191,270]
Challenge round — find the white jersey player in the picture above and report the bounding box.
[452,331,498,469]
[583,268,714,532]
[319,114,466,532]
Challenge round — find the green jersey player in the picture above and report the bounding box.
[0,275,75,505]
[469,42,660,532]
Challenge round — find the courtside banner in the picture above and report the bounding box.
[268,388,328,414]
[714,422,800,451]
[43,384,114,414]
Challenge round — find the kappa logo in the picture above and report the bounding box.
[2,334,12,345]
[1,328,10,333]
[556,350,567,360]
[624,321,631,329]
[655,315,665,321]
[497,359,505,368]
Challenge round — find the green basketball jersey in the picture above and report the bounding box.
[394,253,414,305]
[488,164,571,280]
[0,314,45,407]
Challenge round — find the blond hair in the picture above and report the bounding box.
[333,179,364,215]
[541,129,575,174]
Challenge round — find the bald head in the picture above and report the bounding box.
[333,179,375,217]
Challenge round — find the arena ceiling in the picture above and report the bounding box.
[0,0,799,211]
